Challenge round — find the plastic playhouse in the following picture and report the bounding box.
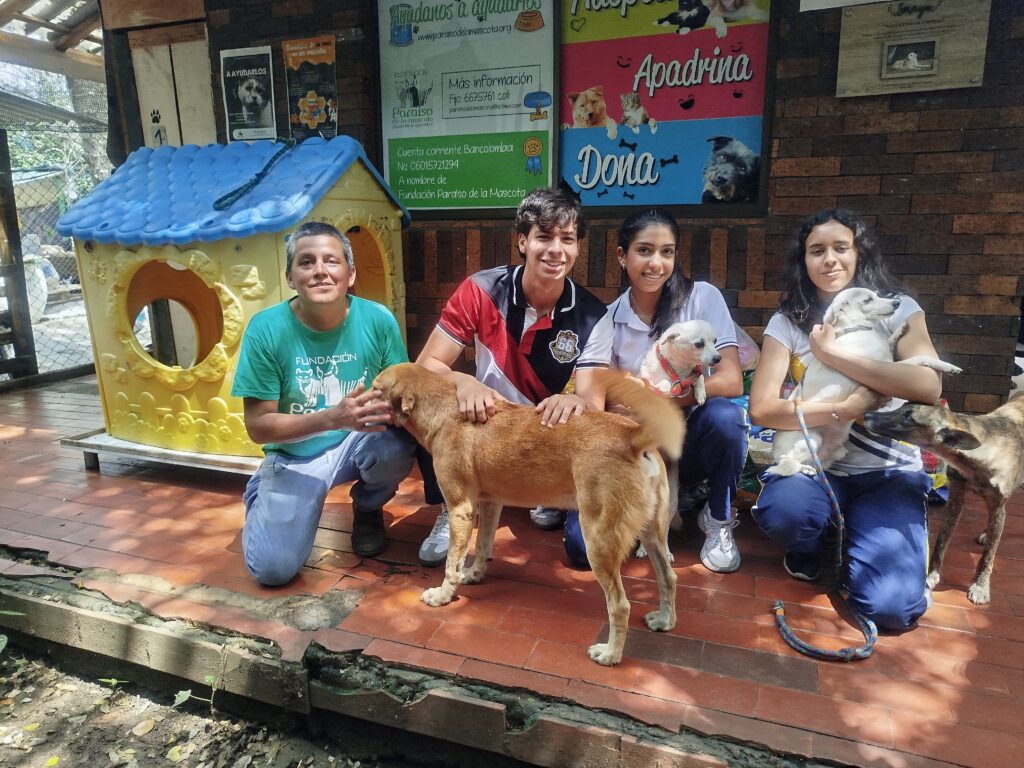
[56,137,408,463]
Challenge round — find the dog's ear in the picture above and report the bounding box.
[708,136,732,152]
[567,92,579,104]
[937,427,981,451]
[592,85,604,96]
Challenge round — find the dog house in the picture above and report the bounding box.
[56,137,409,460]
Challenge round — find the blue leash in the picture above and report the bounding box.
[771,402,878,662]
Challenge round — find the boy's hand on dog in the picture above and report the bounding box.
[536,393,586,427]
[329,383,394,432]
[453,373,501,423]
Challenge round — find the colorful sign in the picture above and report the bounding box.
[283,35,338,140]
[377,1,556,210]
[221,46,277,142]
[559,1,771,207]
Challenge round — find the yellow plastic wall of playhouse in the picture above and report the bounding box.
[74,163,406,457]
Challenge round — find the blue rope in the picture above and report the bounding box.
[771,402,878,662]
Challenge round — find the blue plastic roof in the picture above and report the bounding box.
[56,137,410,246]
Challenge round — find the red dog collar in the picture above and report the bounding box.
[656,343,701,397]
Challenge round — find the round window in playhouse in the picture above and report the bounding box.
[126,260,223,368]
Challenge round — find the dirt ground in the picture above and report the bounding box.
[0,638,430,768]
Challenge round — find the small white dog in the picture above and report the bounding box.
[635,319,721,557]
[640,320,721,405]
[769,287,962,477]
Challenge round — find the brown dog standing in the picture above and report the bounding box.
[374,363,683,665]
[865,398,1024,604]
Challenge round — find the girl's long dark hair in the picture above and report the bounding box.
[779,208,900,334]
[617,209,693,339]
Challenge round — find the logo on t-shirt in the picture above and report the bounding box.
[549,330,581,364]
[291,359,366,413]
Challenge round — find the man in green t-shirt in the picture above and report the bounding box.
[232,222,415,585]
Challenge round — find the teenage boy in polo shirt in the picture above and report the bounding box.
[415,186,613,566]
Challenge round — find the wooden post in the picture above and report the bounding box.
[0,129,39,377]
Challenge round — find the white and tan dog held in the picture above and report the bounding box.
[373,363,683,666]
[640,320,721,405]
[770,287,961,477]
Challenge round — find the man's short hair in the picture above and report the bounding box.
[514,186,586,240]
[285,221,354,272]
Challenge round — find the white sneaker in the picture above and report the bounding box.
[698,506,740,573]
[529,506,566,530]
[418,505,449,567]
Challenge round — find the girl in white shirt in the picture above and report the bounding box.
[605,209,748,573]
[748,209,944,629]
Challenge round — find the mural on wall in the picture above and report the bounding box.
[377,1,555,210]
[221,46,277,142]
[284,35,338,139]
[559,0,771,207]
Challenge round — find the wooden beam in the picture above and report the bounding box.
[53,12,103,51]
[100,0,203,31]
[0,29,104,82]
[0,0,37,27]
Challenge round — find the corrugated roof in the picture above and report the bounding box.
[0,86,105,131]
[55,136,411,245]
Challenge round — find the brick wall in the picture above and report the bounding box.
[202,0,1023,413]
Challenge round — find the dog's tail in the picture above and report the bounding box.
[597,369,685,461]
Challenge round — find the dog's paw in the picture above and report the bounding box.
[644,609,674,632]
[766,458,802,477]
[460,563,486,584]
[420,585,455,607]
[634,542,649,559]
[606,122,618,140]
[966,580,991,605]
[587,642,622,666]
[650,119,657,134]
[925,570,941,589]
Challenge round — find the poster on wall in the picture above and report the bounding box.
[377,1,555,210]
[283,35,338,140]
[836,0,990,98]
[221,46,277,142]
[559,1,771,208]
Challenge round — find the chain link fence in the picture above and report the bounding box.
[1,65,110,381]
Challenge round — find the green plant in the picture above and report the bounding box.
[172,674,219,713]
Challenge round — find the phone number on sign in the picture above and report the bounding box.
[404,158,460,171]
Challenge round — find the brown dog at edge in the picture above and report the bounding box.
[373,363,683,665]
[865,397,1024,605]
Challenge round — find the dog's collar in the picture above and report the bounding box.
[834,324,875,339]
[655,344,701,397]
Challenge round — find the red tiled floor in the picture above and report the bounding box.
[3,375,1024,766]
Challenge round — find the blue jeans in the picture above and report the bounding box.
[752,468,931,630]
[242,427,415,585]
[679,397,749,522]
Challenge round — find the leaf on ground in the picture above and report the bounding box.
[23,722,40,731]
[0,635,7,655]
[66,715,87,725]
[130,719,155,737]
[172,690,191,707]
[229,755,252,768]
[166,744,183,763]
[45,757,59,766]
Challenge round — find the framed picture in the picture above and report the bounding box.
[880,39,938,79]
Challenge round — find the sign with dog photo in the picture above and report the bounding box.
[559,1,771,208]
[377,1,555,210]
[221,46,277,142]
[283,35,337,140]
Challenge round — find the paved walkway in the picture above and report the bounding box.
[1,377,1022,767]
